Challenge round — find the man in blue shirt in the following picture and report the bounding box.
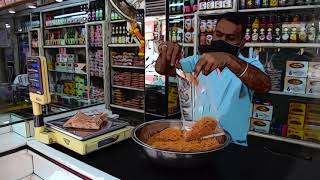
[155,12,271,146]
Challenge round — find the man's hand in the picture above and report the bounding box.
[155,42,182,76]
[194,52,231,77]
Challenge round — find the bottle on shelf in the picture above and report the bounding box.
[88,5,92,21]
[306,15,316,43]
[112,27,116,44]
[270,0,279,7]
[296,0,305,5]
[115,26,119,44]
[199,0,207,10]
[126,28,131,44]
[215,0,223,9]
[207,0,214,9]
[122,26,126,44]
[176,0,183,14]
[118,26,123,44]
[223,0,232,8]
[317,14,320,42]
[171,0,177,14]
[95,2,99,21]
[273,15,282,43]
[262,0,269,8]
[289,14,300,43]
[259,16,267,42]
[245,16,253,42]
[255,0,261,8]
[266,16,274,42]
[281,15,290,43]
[247,0,254,9]
[191,0,198,12]
[252,16,260,42]
[240,0,246,9]
[278,0,287,6]
[286,0,296,6]
[185,0,192,13]
[91,3,96,21]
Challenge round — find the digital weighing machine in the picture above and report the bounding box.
[28,56,133,155]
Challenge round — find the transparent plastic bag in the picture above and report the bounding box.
[176,69,225,141]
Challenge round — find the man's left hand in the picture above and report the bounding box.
[194,52,233,77]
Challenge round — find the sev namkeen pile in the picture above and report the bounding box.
[146,117,225,152]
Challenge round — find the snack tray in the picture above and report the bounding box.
[45,117,129,141]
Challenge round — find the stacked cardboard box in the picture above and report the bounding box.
[287,102,306,140]
[250,102,273,134]
[304,104,320,143]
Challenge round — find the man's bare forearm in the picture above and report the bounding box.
[226,55,271,93]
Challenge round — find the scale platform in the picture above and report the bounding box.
[42,117,133,155]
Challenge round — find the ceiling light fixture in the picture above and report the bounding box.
[28,4,37,9]
[8,9,15,14]
[56,0,63,2]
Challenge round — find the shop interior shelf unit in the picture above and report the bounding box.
[268,91,320,99]
[245,43,320,48]
[107,1,145,115]
[239,4,320,12]
[42,2,92,108]
[44,24,85,30]
[112,85,144,92]
[110,104,145,113]
[85,21,108,105]
[43,45,87,48]
[108,44,141,47]
[248,131,320,149]
[111,65,145,69]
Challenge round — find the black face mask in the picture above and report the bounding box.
[203,40,240,57]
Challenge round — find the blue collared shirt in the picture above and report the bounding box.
[180,54,265,146]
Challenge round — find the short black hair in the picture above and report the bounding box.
[216,12,248,39]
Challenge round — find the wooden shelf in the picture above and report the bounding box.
[178,43,195,47]
[110,19,127,23]
[110,104,144,113]
[248,131,320,149]
[198,8,236,16]
[49,69,87,75]
[111,65,145,70]
[245,43,320,48]
[113,85,144,92]
[45,23,85,30]
[239,4,320,12]
[266,91,320,99]
[44,45,86,48]
[108,44,140,47]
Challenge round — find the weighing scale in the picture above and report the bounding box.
[28,56,133,155]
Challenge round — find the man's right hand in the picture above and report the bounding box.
[155,42,182,76]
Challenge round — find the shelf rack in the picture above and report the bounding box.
[108,43,140,47]
[239,4,320,12]
[43,45,86,48]
[245,43,320,48]
[267,91,320,99]
[110,104,145,113]
[44,23,85,30]
[111,65,145,70]
[248,131,320,149]
[113,85,144,92]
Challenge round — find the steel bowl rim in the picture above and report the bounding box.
[132,119,231,155]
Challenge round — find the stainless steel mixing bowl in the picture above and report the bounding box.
[132,119,231,168]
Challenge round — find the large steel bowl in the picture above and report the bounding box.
[132,119,231,168]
